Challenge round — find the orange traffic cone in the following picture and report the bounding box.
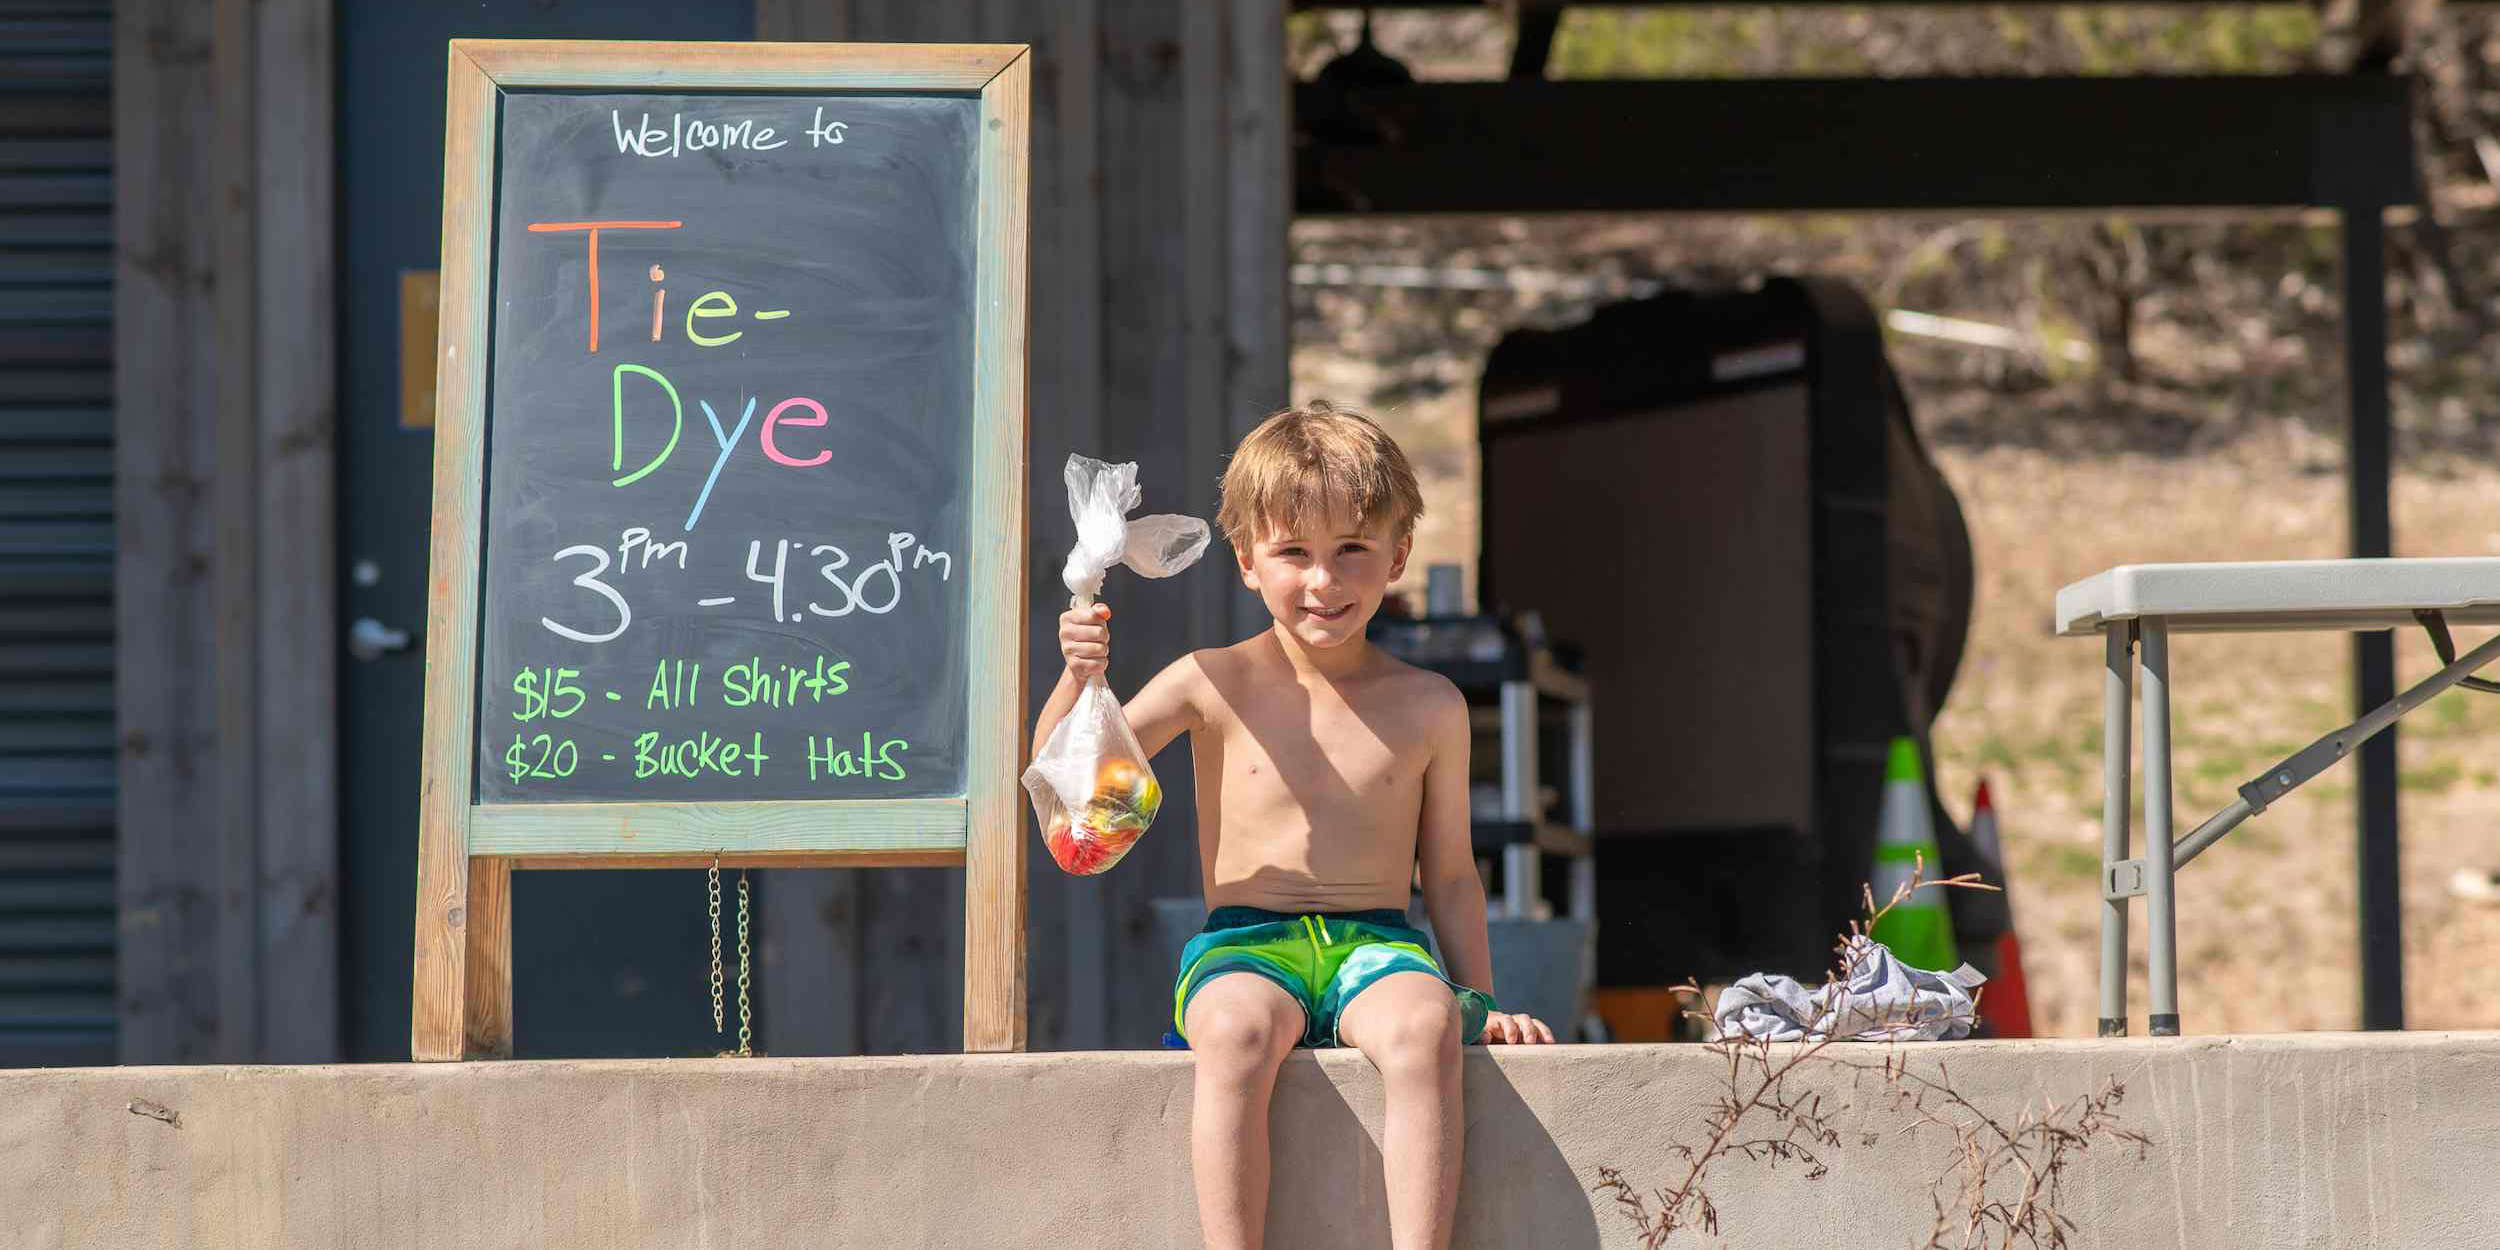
[1971,779,2034,1038]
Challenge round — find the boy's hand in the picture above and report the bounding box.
[1481,1011,1557,1044]
[1059,602,1111,680]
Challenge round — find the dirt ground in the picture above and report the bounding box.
[1927,435,2500,1035]
[1300,357,2500,1038]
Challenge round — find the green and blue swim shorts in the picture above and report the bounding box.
[1171,905,1498,1048]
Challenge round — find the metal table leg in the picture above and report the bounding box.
[1502,845,1540,919]
[2099,625,2134,1037]
[2140,618,2181,1037]
[1568,700,1594,921]
[1500,680,1539,919]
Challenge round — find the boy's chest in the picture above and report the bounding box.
[1212,682,1433,799]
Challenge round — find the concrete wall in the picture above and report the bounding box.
[7,1034,2493,1248]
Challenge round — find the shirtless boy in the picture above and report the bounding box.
[1031,401,1557,1250]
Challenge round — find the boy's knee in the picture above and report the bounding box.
[1367,997,1462,1068]
[1190,1007,1296,1066]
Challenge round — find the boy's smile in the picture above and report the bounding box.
[1239,510,1411,658]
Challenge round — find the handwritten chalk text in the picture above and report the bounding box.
[612,109,786,158]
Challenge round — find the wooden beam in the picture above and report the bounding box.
[410,45,498,1062]
[1297,75,2417,214]
[1097,0,1204,1051]
[114,0,224,1065]
[757,870,865,1056]
[963,47,1035,1054]
[455,38,1025,90]
[1042,0,1106,1054]
[1225,0,1292,577]
[249,0,340,1068]
[467,798,971,858]
[1186,0,1225,682]
[211,0,261,1069]
[461,857,511,1058]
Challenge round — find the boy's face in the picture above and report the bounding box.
[1237,509,1411,650]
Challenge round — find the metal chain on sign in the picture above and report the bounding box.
[708,856,725,1035]
[735,869,753,1057]
[707,854,755,1057]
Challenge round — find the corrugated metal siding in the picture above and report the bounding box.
[0,0,116,1066]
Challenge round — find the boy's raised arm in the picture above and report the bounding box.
[1031,602,1204,762]
[1030,602,1106,753]
[1119,655,1204,760]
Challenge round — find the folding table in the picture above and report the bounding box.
[2055,558,2500,1036]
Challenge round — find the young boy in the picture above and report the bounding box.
[1031,401,1556,1250]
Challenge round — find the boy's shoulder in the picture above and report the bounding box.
[1196,637,1465,714]
[1388,661,1469,747]
[1141,644,1235,700]
[1169,638,1257,695]
[1363,648,1465,710]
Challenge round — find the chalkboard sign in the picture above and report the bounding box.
[415,41,1030,1060]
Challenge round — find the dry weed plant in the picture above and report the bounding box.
[1594,857,2153,1249]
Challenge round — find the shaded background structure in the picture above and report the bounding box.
[0,0,2481,1062]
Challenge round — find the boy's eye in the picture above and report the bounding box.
[1276,546,1305,557]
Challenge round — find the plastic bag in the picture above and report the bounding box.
[1023,455,1212,875]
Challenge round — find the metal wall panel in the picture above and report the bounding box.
[0,0,116,1067]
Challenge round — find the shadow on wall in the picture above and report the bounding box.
[1266,1051,1602,1249]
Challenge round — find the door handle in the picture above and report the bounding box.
[349,617,414,662]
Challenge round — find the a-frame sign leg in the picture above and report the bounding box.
[413,842,513,1060]
[463,857,514,1055]
[963,817,1027,1052]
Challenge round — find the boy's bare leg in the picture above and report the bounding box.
[1185,975,1306,1250]
[1338,972,1465,1250]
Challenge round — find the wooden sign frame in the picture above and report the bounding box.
[412,40,1031,1061]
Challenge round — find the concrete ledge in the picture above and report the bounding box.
[7,1033,2494,1248]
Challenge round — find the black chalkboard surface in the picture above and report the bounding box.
[475,91,977,804]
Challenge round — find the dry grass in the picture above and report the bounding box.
[1325,366,2500,1037]
[1930,434,2500,1035]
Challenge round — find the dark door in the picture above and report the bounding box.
[338,0,758,1060]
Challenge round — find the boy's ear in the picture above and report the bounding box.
[1235,540,1259,589]
[1389,531,1413,583]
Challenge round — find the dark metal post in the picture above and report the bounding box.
[1509,6,1561,80]
[2343,204,2404,1030]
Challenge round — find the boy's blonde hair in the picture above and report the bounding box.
[1217,400,1423,553]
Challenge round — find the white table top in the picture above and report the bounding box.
[2056,557,2500,636]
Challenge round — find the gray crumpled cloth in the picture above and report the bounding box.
[1711,935,1987,1042]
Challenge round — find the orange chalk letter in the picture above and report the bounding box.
[526,220,683,352]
